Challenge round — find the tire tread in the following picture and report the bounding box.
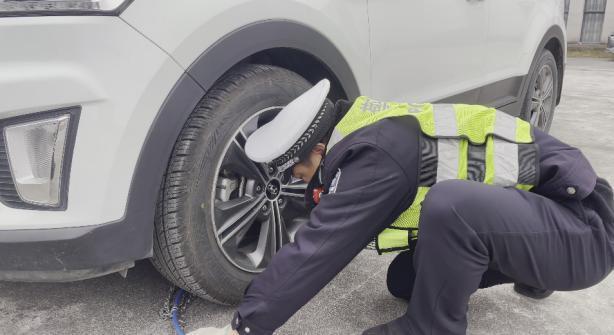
[151,64,308,304]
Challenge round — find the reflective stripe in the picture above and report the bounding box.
[326,128,344,153]
[436,139,459,182]
[484,136,495,184]
[493,139,519,186]
[433,104,457,137]
[457,139,468,180]
[493,110,517,142]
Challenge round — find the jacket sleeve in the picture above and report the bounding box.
[531,128,597,200]
[234,143,413,335]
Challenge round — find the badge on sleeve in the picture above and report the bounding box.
[329,169,342,194]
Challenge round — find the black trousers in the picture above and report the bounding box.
[389,180,613,335]
[387,250,514,301]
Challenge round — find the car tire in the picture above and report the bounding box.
[151,64,312,305]
[520,49,559,132]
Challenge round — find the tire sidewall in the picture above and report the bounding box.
[180,67,311,303]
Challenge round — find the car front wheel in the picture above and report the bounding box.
[152,64,312,305]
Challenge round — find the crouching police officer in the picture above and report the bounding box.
[191,79,614,335]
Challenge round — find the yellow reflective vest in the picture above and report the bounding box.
[327,97,539,254]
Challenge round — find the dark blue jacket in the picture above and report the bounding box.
[233,114,613,335]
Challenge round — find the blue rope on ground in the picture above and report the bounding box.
[171,288,186,335]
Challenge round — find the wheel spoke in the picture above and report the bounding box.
[278,202,307,243]
[272,201,290,247]
[237,129,248,143]
[282,182,308,190]
[538,68,548,89]
[530,108,540,125]
[280,181,308,198]
[540,106,550,128]
[223,139,268,183]
[245,216,271,268]
[286,218,307,243]
[541,75,553,99]
[216,194,266,244]
[245,200,291,268]
[280,191,306,198]
[246,202,277,267]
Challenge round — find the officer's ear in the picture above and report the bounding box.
[312,143,326,156]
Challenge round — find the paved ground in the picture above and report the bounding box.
[2,57,613,335]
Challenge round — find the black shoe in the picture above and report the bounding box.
[514,282,554,299]
[362,317,410,335]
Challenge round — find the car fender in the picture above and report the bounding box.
[120,20,360,259]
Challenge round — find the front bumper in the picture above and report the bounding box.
[0,219,148,282]
[0,15,181,230]
[0,16,185,279]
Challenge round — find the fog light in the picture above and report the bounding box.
[4,115,70,207]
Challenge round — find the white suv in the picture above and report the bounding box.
[0,0,566,304]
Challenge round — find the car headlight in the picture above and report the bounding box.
[0,107,79,210]
[0,0,133,16]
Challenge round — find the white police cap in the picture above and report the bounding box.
[245,79,335,170]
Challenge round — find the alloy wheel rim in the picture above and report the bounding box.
[529,65,555,130]
[210,107,309,273]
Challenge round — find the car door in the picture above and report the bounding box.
[484,0,540,84]
[367,0,488,103]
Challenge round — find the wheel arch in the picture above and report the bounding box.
[119,20,360,259]
[522,25,566,107]
[185,20,360,100]
[543,35,565,105]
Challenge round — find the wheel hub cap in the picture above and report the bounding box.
[265,179,281,200]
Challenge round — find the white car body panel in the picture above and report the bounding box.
[368,0,488,102]
[484,0,564,84]
[0,16,182,229]
[121,0,372,94]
